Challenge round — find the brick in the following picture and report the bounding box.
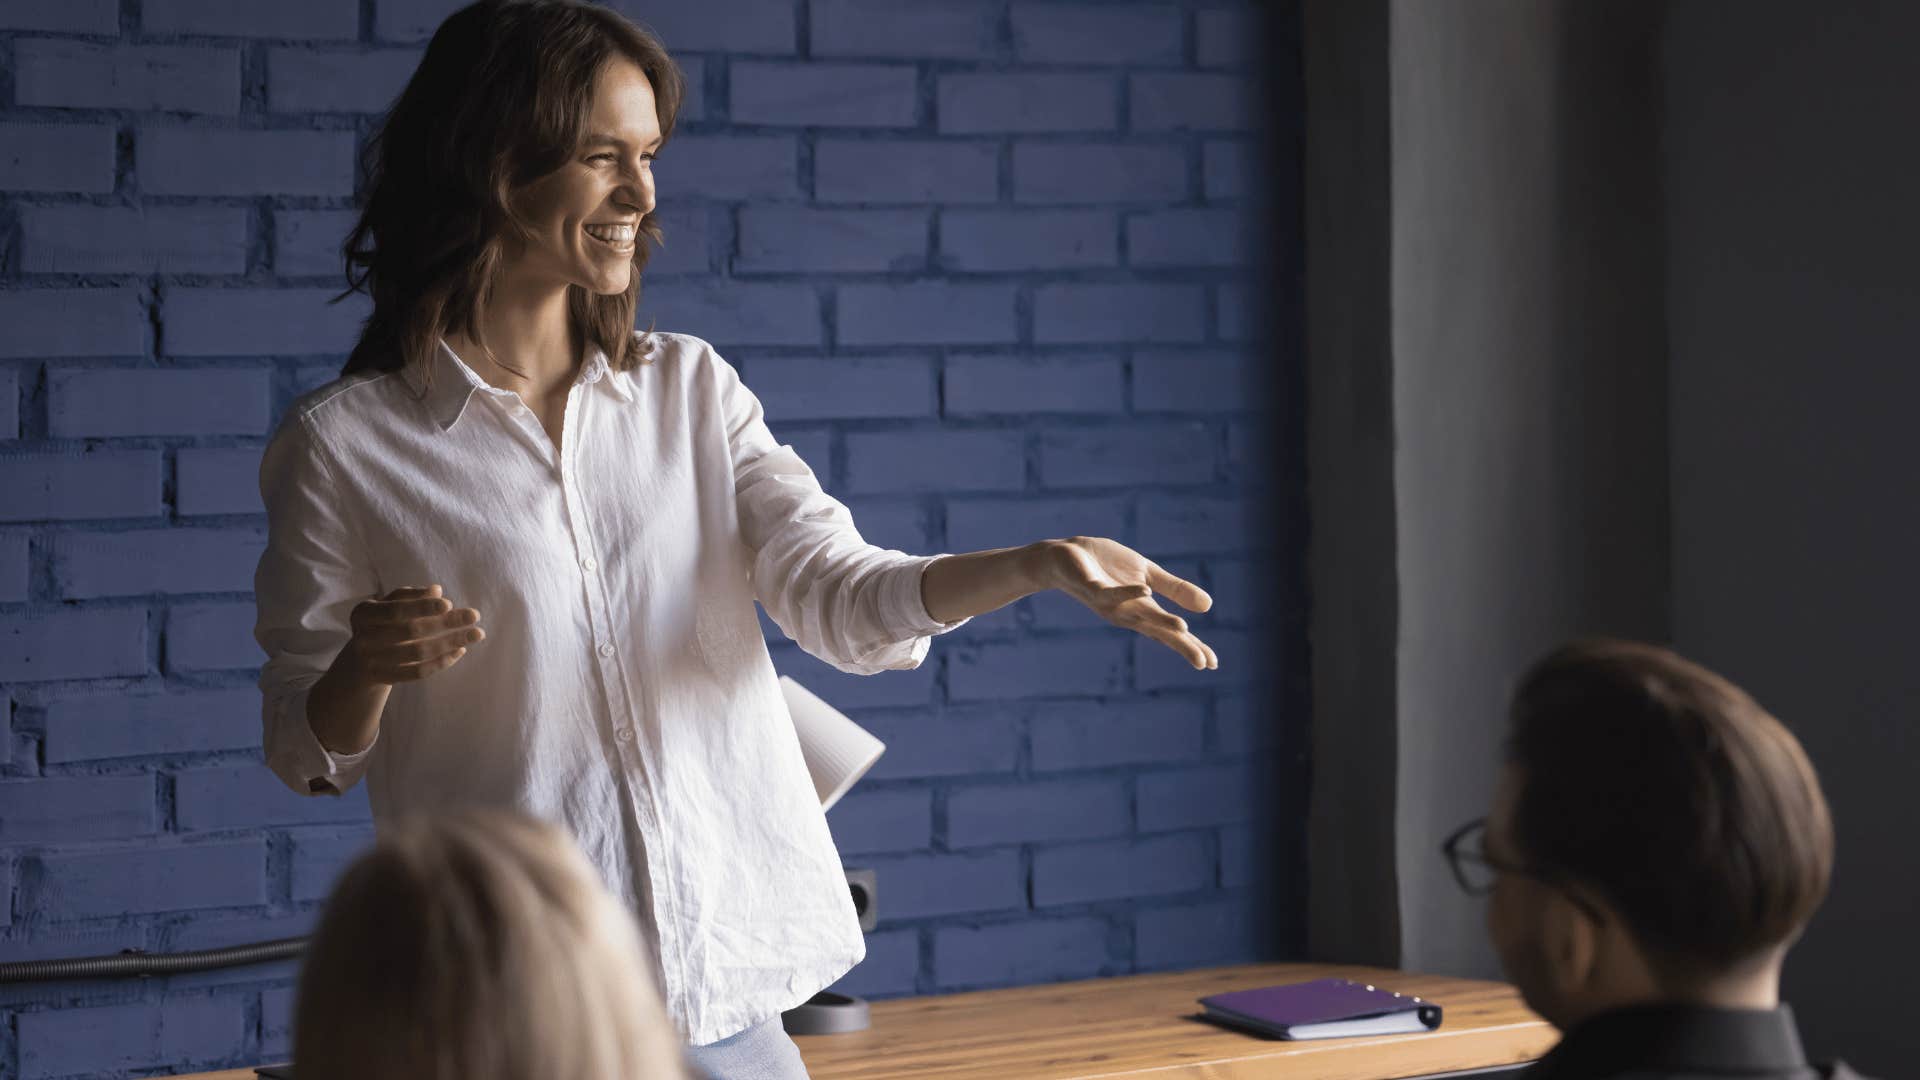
[1197,8,1256,68]
[1014,143,1186,204]
[1040,425,1215,488]
[179,765,369,830]
[945,495,1127,554]
[374,0,467,41]
[939,73,1116,134]
[736,207,928,273]
[841,498,933,552]
[1216,283,1256,342]
[1133,350,1255,412]
[813,0,997,59]
[31,839,266,919]
[0,288,147,358]
[0,0,116,32]
[165,288,368,356]
[0,123,116,193]
[949,636,1127,701]
[141,128,356,197]
[866,850,1022,918]
[1134,898,1258,969]
[816,139,998,204]
[292,828,377,901]
[178,446,267,516]
[1128,208,1250,267]
[845,430,1023,494]
[16,40,240,113]
[829,928,918,998]
[948,777,1128,847]
[1204,140,1250,200]
[1036,283,1205,345]
[677,55,707,121]
[827,788,932,855]
[939,209,1117,272]
[664,135,801,200]
[772,650,941,710]
[745,356,934,421]
[262,985,297,1055]
[638,280,820,347]
[271,48,423,113]
[859,707,1019,779]
[769,427,834,480]
[0,450,161,522]
[944,355,1123,416]
[0,368,16,441]
[273,209,357,277]
[644,202,714,276]
[1138,763,1257,831]
[1219,823,1268,889]
[934,918,1110,987]
[20,205,247,275]
[167,602,262,672]
[0,775,155,842]
[49,368,270,438]
[838,283,1017,347]
[1012,4,1184,65]
[1138,495,1246,555]
[54,528,265,598]
[1136,628,1249,689]
[0,533,26,601]
[1131,72,1255,132]
[0,926,148,963]
[732,62,917,127]
[1202,563,1258,629]
[1034,834,1211,906]
[44,687,259,762]
[1031,698,1206,771]
[608,0,796,53]
[144,0,357,39]
[17,996,248,1080]
[0,608,147,681]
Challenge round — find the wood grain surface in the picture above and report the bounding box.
[173,962,1557,1080]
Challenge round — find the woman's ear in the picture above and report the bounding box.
[1541,889,1600,1000]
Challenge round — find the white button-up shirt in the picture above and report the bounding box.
[254,332,961,1043]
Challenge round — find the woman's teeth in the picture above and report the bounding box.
[584,223,636,249]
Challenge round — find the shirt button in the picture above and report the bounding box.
[598,642,615,657]
[581,556,598,572]
[615,727,634,743]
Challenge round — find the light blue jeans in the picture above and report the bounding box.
[685,1017,811,1080]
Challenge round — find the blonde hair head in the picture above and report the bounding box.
[293,810,686,1080]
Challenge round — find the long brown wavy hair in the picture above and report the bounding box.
[339,0,684,379]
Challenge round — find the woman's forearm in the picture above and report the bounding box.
[919,543,1055,624]
[305,653,391,757]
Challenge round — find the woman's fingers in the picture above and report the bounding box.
[1146,562,1213,614]
[389,646,471,682]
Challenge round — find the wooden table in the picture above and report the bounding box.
[177,962,1555,1080]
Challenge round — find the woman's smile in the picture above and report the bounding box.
[583,221,638,254]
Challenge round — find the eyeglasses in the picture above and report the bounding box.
[1440,818,1605,921]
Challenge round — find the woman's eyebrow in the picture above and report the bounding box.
[582,132,664,150]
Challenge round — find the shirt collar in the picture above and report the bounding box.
[1528,1003,1809,1080]
[405,338,633,433]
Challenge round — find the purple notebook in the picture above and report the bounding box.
[1198,978,1443,1040]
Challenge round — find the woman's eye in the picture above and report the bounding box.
[588,153,617,164]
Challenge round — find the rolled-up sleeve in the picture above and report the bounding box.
[254,411,380,795]
[716,352,967,674]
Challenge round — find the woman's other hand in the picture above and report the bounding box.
[339,585,486,686]
[1032,537,1218,670]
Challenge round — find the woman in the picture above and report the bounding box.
[254,1,1218,1074]
[294,810,688,1080]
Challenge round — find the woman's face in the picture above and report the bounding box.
[506,57,660,297]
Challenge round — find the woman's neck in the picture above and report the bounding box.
[446,274,577,400]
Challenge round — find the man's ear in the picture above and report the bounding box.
[1541,890,1599,998]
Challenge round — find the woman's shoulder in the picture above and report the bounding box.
[271,368,406,450]
[631,329,741,387]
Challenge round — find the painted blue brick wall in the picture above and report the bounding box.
[0,0,1303,1075]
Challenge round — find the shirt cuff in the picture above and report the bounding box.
[885,555,971,639]
[276,683,378,795]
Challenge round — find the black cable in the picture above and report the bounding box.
[0,936,307,984]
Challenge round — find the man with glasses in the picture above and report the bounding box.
[1440,639,1868,1080]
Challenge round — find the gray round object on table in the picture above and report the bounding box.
[780,990,871,1035]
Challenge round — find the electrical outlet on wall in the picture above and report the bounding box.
[845,867,877,932]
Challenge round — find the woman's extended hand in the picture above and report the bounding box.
[339,584,486,686]
[1034,537,1218,670]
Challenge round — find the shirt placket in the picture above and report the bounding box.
[551,382,695,1026]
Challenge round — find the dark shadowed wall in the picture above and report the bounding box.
[0,1,1302,1076]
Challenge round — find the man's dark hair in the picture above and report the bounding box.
[1507,639,1832,981]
